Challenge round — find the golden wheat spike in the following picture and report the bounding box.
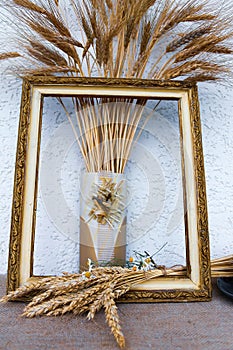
[0,52,20,60]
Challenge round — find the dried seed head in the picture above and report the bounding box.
[0,52,20,60]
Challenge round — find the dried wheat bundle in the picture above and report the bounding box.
[1,0,233,82]
[1,265,184,348]
[60,98,155,173]
[211,255,233,277]
[1,256,233,347]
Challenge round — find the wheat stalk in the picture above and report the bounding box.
[163,60,229,80]
[0,52,20,60]
[104,285,125,349]
[63,98,150,174]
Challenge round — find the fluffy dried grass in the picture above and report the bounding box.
[1,0,233,82]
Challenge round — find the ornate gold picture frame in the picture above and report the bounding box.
[7,77,211,302]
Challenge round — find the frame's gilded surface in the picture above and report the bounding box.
[7,77,211,302]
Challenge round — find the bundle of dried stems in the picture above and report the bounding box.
[1,0,233,173]
[1,0,233,82]
[211,255,233,277]
[0,265,184,348]
[60,98,157,172]
[1,255,233,347]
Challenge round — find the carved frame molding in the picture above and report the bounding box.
[7,76,211,302]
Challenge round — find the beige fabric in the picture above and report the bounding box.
[0,276,232,350]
